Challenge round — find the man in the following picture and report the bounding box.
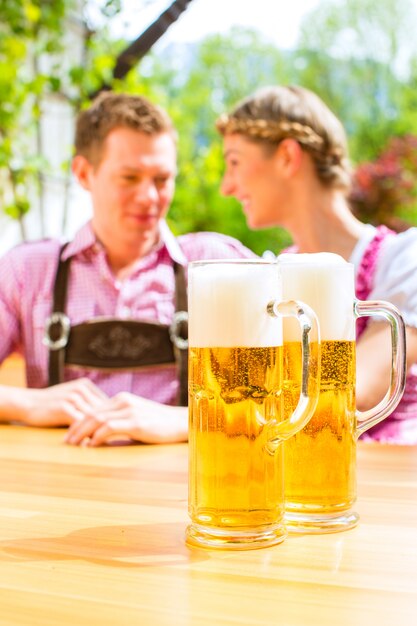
[0,92,255,445]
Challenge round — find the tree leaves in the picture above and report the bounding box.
[1,0,417,252]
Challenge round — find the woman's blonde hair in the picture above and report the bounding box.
[216,85,352,190]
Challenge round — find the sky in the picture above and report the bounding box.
[109,0,322,49]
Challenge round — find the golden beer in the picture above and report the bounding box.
[279,252,405,532]
[186,259,320,548]
[283,340,356,514]
[188,345,284,531]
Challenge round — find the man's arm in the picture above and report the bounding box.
[64,393,188,446]
[356,321,417,412]
[0,379,108,427]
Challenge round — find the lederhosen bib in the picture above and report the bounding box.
[43,244,189,405]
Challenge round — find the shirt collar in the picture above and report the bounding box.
[158,219,187,265]
[61,221,97,260]
[60,219,187,265]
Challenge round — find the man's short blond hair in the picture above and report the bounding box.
[75,92,176,166]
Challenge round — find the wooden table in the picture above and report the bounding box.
[0,425,416,625]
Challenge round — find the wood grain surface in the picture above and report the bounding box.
[0,425,416,625]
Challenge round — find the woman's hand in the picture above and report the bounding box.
[356,322,417,412]
[64,392,188,446]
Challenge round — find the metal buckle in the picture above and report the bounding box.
[43,312,71,351]
[169,311,188,350]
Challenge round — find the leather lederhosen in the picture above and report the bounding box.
[43,245,189,406]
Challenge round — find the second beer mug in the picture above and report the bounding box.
[279,253,406,533]
[186,260,320,550]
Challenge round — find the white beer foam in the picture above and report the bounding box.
[278,253,356,341]
[188,260,283,347]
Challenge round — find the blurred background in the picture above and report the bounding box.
[1,0,417,256]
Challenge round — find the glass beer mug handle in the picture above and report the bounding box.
[266,299,320,444]
[354,299,407,437]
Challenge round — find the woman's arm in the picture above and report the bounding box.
[356,321,417,411]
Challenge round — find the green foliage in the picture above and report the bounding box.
[296,0,417,161]
[139,29,294,254]
[291,0,417,228]
[350,135,417,230]
[2,0,417,251]
[0,0,125,237]
[0,0,72,235]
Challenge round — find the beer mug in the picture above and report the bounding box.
[186,260,320,550]
[279,253,406,533]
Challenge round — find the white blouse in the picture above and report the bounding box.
[350,225,417,328]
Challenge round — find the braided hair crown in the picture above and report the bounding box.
[216,85,352,190]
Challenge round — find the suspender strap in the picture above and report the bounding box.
[172,263,188,406]
[46,244,71,386]
[45,248,189,406]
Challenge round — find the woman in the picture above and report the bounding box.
[216,85,417,444]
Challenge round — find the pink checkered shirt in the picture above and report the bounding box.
[0,220,256,404]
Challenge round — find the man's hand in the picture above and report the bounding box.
[0,378,109,427]
[64,392,188,446]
